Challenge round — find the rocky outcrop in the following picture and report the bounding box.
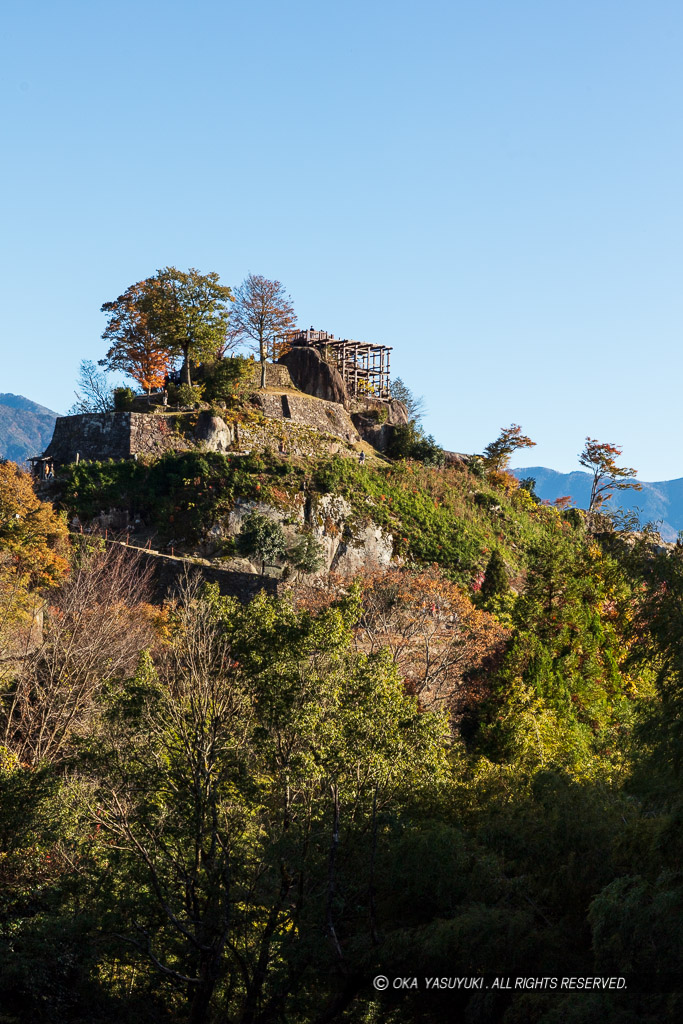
[309,494,393,574]
[443,450,472,468]
[207,494,393,576]
[278,346,349,407]
[350,398,410,452]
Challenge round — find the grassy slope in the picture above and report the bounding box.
[56,448,581,585]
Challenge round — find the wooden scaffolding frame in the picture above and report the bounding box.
[275,328,392,400]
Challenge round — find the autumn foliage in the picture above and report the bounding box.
[579,437,641,530]
[100,281,171,392]
[299,566,509,716]
[0,461,69,588]
[482,423,536,472]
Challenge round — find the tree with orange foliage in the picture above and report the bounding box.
[100,281,171,392]
[0,461,69,686]
[353,566,509,715]
[481,423,536,472]
[0,461,69,588]
[579,437,641,532]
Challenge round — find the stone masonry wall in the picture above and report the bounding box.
[129,546,281,603]
[244,363,295,388]
[249,391,359,442]
[44,412,192,466]
[44,398,359,469]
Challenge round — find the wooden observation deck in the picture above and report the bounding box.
[275,328,392,400]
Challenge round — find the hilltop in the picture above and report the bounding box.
[35,356,559,590]
[0,392,58,464]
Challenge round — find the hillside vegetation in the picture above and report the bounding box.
[58,448,566,579]
[1,434,682,1024]
[514,464,683,541]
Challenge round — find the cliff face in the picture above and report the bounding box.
[210,493,393,576]
[350,397,409,452]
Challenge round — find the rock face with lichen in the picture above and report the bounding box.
[193,411,233,451]
[278,346,349,407]
[350,398,410,452]
[309,493,394,574]
[205,494,393,576]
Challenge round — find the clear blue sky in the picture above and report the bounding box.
[2,0,682,479]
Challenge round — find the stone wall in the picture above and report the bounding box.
[45,413,129,463]
[109,542,280,603]
[249,391,359,443]
[42,373,396,472]
[244,362,295,388]
[44,412,186,465]
[43,411,235,466]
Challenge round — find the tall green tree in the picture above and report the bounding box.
[390,377,426,422]
[144,267,234,387]
[85,584,448,1023]
[235,511,287,574]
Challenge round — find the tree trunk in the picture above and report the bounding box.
[325,785,343,962]
[181,345,192,387]
[259,334,266,389]
[188,964,217,1024]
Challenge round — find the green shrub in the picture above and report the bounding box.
[287,532,326,576]
[386,423,445,465]
[113,386,135,411]
[236,512,287,574]
[201,357,253,405]
[176,382,205,406]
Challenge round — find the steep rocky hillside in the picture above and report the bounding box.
[54,444,574,589]
[0,393,58,464]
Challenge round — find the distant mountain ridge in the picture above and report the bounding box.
[0,393,59,465]
[512,465,683,541]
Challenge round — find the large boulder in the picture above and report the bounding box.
[278,346,349,408]
[194,412,233,451]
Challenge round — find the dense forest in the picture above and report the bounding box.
[1,432,682,1024]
